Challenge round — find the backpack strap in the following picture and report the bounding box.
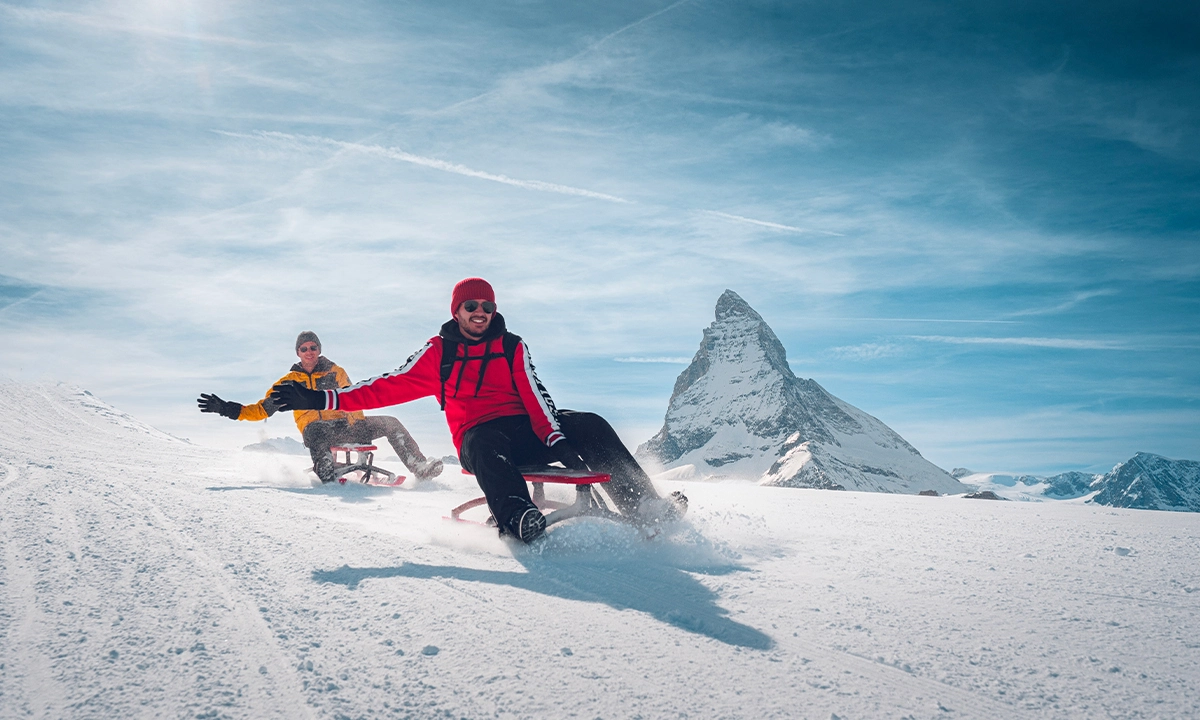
[502,332,521,378]
[438,338,460,410]
[437,332,522,411]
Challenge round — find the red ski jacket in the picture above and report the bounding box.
[321,315,565,454]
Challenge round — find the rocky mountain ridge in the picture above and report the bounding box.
[1091,452,1200,511]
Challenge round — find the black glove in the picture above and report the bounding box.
[197,393,242,420]
[550,439,589,471]
[270,380,327,411]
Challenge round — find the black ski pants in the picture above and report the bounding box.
[458,410,660,531]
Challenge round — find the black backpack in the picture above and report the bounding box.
[438,332,522,410]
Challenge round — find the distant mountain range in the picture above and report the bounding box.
[242,436,309,456]
[957,452,1200,512]
[636,290,967,495]
[953,468,1095,500]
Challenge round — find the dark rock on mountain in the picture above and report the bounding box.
[1043,471,1097,499]
[964,490,1007,500]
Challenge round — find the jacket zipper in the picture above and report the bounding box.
[304,369,322,420]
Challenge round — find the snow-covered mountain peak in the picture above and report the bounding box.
[1091,452,1200,511]
[714,288,759,321]
[637,293,965,494]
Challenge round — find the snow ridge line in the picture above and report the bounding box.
[829,644,1028,719]
[88,476,319,719]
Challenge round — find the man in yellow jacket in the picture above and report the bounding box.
[197,331,443,483]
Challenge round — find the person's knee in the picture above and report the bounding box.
[375,415,403,434]
[459,428,492,471]
[561,408,595,427]
[302,423,325,447]
[562,410,615,439]
[460,429,482,458]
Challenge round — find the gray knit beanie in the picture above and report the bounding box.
[295,331,321,352]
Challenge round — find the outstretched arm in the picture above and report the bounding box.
[212,375,296,421]
[197,393,243,420]
[324,341,442,412]
[270,381,327,410]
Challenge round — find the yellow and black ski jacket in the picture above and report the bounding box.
[239,356,365,434]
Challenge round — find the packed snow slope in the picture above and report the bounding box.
[638,291,965,495]
[2,383,1200,719]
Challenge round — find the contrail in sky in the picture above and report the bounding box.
[910,335,1130,350]
[228,131,631,203]
[703,211,844,236]
[437,0,693,114]
[224,131,846,235]
[1006,289,1119,317]
[586,0,692,51]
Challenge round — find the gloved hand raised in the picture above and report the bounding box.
[550,438,589,471]
[197,393,242,420]
[270,380,327,411]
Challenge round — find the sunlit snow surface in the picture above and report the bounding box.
[2,383,1199,719]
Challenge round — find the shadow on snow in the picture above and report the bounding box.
[312,553,774,650]
[206,484,396,504]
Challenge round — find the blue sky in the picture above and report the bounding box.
[3,0,1198,475]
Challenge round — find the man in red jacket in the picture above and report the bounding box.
[272,278,686,543]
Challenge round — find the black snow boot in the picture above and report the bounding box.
[408,456,444,481]
[510,506,547,543]
[313,451,338,484]
[634,490,688,525]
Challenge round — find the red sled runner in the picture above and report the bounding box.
[448,466,622,528]
[325,445,405,486]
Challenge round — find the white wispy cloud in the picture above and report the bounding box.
[0,3,269,47]
[910,335,1130,350]
[226,131,632,203]
[1007,289,1118,317]
[829,318,1021,324]
[613,356,692,364]
[714,113,832,149]
[827,343,904,361]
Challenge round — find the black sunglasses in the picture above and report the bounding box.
[298,345,319,352]
[462,300,496,314]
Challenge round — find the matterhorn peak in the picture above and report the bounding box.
[715,289,759,321]
[638,292,966,495]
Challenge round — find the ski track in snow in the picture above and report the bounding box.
[2,382,1199,719]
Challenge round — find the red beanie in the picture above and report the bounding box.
[451,277,495,315]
